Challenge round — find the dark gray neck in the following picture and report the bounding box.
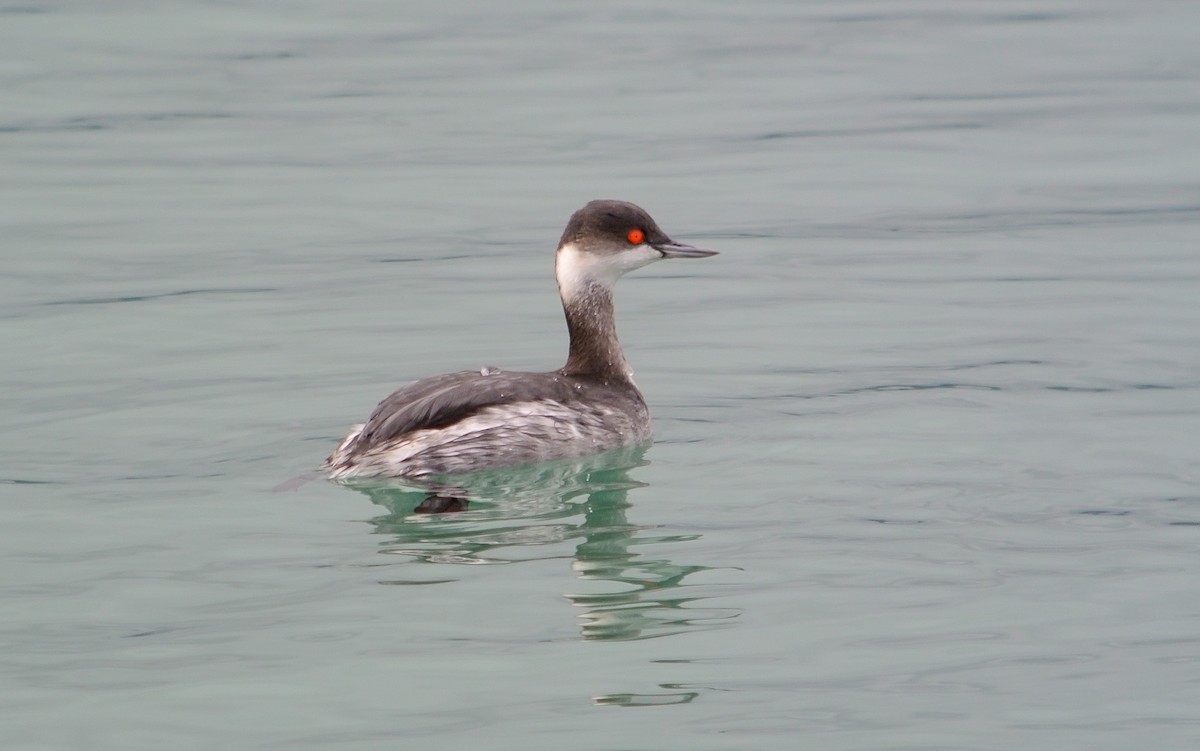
[560,283,632,381]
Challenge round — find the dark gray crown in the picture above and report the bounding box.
[557,200,673,250]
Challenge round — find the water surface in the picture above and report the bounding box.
[3,1,1199,749]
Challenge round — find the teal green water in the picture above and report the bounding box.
[4,2,1200,749]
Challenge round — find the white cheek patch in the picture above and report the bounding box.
[556,241,661,302]
[555,243,597,302]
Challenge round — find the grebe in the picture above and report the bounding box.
[324,199,717,479]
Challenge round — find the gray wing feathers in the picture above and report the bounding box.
[353,370,580,449]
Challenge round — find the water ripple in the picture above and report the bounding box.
[338,446,740,642]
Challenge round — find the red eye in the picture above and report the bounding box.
[627,228,645,245]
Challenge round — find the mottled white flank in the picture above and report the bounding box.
[326,398,650,479]
[555,241,662,303]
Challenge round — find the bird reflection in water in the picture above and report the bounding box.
[337,444,738,641]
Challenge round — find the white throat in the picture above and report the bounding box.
[555,241,661,304]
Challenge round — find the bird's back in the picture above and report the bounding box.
[325,369,649,478]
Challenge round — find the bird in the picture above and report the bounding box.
[324,199,717,479]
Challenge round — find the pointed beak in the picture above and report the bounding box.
[652,240,719,259]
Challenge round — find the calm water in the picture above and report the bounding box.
[3,1,1199,749]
